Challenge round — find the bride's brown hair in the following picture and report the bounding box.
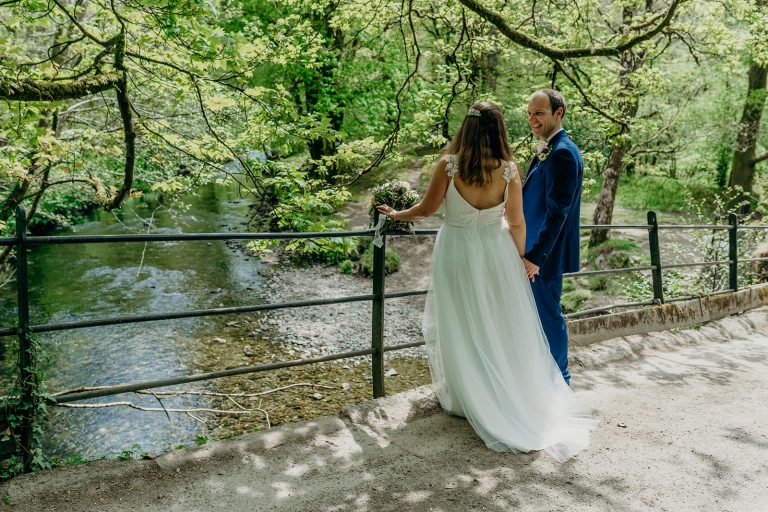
[442,101,513,186]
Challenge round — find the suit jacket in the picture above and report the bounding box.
[522,129,583,278]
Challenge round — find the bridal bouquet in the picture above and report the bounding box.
[368,180,420,234]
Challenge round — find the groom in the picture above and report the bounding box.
[522,89,583,385]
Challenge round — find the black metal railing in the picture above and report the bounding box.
[1,205,767,469]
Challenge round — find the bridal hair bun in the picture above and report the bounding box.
[467,107,481,117]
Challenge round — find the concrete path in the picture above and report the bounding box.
[3,309,768,511]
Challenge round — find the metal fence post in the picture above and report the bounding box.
[728,213,738,292]
[371,212,385,398]
[647,211,664,304]
[15,206,34,471]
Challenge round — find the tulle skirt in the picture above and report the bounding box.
[422,222,597,462]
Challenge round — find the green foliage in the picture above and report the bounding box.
[194,435,208,446]
[585,276,610,291]
[587,237,641,270]
[247,161,359,264]
[584,174,721,213]
[0,333,49,480]
[117,444,149,461]
[560,289,592,314]
[658,193,768,297]
[358,241,400,276]
[619,273,654,303]
[2,0,766,250]
[338,259,354,274]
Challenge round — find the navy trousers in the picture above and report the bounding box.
[530,274,570,384]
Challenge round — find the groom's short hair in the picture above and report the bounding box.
[534,89,566,118]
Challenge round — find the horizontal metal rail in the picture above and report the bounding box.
[4,221,765,248]
[657,224,732,230]
[664,288,736,303]
[49,339,428,404]
[581,224,650,230]
[564,265,655,277]
[383,340,425,351]
[410,229,440,236]
[385,290,428,299]
[26,294,376,334]
[51,346,374,404]
[662,259,732,270]
[565,299,659,319]
[23,230,374,245]
[741,257,768,264]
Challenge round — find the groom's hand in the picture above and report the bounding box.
[522,258,540,282]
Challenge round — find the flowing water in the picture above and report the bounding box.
[1,182,265,458]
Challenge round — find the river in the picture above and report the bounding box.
[1,182,265,459]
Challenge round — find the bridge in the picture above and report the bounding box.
[1,306,767,511]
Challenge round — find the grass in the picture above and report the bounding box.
[584,173,720,213]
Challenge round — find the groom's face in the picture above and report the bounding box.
[527,94,563,139]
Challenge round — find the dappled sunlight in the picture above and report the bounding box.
[271,480,303,500]
[234,484,265,498]
[239,452,266,469]
[5,315,768,511]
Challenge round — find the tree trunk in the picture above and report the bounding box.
[728,63,767,196]
[589,141,629,245]
[305,19,345,175]
[480,51,499,92]
[589,44,642,246]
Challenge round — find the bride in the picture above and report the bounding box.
[376,101,597,462]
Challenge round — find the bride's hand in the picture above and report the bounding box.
[375,204,398,219]
[522,257,540,282]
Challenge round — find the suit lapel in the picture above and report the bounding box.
[524,131,568,189]
[523,158,542,189]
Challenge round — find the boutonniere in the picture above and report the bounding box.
[535,140,550,161]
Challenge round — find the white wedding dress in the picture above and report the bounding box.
[422,155,597,462]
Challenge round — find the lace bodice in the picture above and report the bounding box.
[443,155,519,228]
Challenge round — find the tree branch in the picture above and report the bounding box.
[352,0,421,180]
[555,61,629,129]
[457,0,686,59]
[0,73,121,101]
[51,0,110,46]
[54,401,265,416]
[753,152,768,164]
[104,31,135,211]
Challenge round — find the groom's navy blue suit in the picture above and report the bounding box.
[522,129,583,384]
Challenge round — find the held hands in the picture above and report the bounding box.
[522,257,540,282]
[375,204,399,220]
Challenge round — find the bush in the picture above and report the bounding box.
[358,241,400,276]
[560,289,592,314]
[586,276,609,291]
[587,237,640,270]
[338,259,354,274]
